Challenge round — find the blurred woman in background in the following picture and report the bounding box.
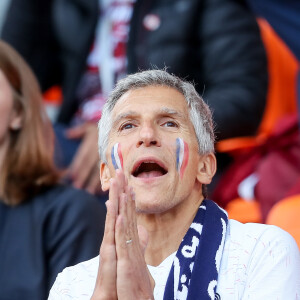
[0,40,105,300]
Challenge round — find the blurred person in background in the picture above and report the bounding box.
[246,0,300,106]
[0,0,10,34]
[1,0,268,195]
[0,40,106,300]
[246,0,300,60]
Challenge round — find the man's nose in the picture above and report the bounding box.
[137,123,161,147]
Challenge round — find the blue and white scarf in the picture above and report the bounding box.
[163,200,228,300]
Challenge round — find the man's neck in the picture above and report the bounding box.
[137,191,204,267]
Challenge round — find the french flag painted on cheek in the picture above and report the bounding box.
[176,138,189,178]
[111,143,123,170]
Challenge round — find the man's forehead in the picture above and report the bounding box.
[111,107,188,126]
[111,86,188,116]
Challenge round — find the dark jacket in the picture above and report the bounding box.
[2,0,267,140]
[247,0,300,61]
[0,185,105,300]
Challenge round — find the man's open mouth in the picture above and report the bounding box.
[132,160,168,178]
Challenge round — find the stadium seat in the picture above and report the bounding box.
[266,195,300,249]
[226,198,262,223]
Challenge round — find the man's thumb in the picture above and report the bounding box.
[137,225,149,254]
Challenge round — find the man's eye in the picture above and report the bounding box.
[120,123,135,130]
[162,121,178,127]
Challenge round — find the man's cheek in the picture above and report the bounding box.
[111,142,123,170]
[176,137,189,178]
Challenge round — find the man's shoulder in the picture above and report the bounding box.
[49,256,99,299]
[224,219,299,273]
[59,255,99,278]
[217,220,300,299]
[217,219,300,298]
[227,219,296,249]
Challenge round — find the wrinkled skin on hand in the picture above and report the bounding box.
[91,170,154,300]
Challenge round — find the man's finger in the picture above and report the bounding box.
[115,213,129,260]
[137,225,149,254]
[119,192,129,238]
[101,200,117,247]
[97,201,117,291]
[109,178,120,215]
[115,169,126,194]
[125,186,136,242]
[92,200,118,299]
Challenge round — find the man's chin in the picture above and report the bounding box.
[135,197,172,215]
[130,178,174,213]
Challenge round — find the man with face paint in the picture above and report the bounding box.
[49,70,300,300]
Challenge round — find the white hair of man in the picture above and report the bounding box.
[98,69,215,163]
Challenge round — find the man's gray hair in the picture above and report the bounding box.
[98,69,215,163]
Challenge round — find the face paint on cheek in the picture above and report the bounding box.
[176,138,189,178]
[111,143,123,170]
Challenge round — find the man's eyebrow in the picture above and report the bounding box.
[159,107,186,120]
[112,107,186,126]
[112,111,138,126]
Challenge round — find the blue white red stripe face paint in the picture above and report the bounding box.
[176,138,189,178]
[111,143,123,170]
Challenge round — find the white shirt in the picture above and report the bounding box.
[48,220,300,299]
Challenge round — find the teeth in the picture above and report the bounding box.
[135,165,140,173]
[133,160,167,177]
[136,161,155,173]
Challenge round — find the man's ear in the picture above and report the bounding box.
[196,153,217,185]
[9,111,22,131]
[100,162,112,191]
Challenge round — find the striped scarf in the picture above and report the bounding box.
[163,200,228,300]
